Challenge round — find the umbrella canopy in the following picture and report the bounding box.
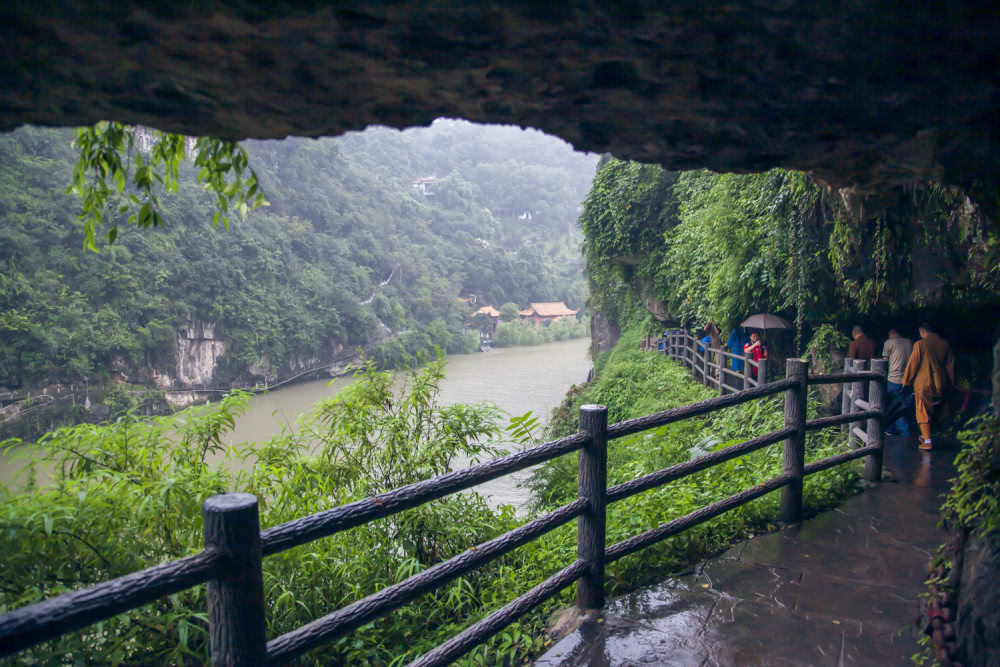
[741,313,793,330]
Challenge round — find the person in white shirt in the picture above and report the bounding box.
[882,328,913,436]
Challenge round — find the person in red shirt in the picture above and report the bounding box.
[744,332,767,379]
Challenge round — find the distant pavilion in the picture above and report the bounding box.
[519,302,580,326]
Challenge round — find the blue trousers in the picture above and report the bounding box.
[886,381,911,436]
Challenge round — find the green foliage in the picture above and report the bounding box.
[506,411,541,446]
[1,393,252,664]
[371,332,436,370]
[578,159,678,328]
[69,122,268,251]
[914,414,1000,665]
[940,415,1000,538]
[0,361,544,665]
[498,302,521,322]
[578,159,999,347]
[492,318,588,348]
[654,170,827,335]
[805,324,852,374]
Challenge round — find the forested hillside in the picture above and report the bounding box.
[0,121,598,389]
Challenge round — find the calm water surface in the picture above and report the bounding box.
[2,339,591,509]
[223,337,591,508]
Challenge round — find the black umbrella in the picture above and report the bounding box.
[741,313,793,330]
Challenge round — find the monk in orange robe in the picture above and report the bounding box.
[902,323,955,450]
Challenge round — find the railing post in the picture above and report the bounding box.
[577,404,608,610]
[781,358,808,524]
[716,350,725,396]
[848,359,865,447]
[866,359,887,482]
[840,357,854,436]
[204,493,267,667]
[701,345,707,383]
[757,358,769,386]
[742,352,750,389]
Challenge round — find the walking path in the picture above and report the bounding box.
[536,434,956,666]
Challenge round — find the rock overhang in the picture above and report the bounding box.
[1,1,997,201]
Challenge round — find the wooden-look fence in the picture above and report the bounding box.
[0,357,887,666]
[662,330,773,394]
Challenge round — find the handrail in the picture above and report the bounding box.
[806,409,879,431]
[804,445,879,475]
[606,473,795,562]
[0,356,889,666]
[607,378,795,439]
[808,371,879,384]
[261,431,588,556]
[607,427,794,503]
[0,549,227,656]
[406,560,589,667]
[266,498,589,664]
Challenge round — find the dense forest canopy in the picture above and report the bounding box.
[0,121,598,388]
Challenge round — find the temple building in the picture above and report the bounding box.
[518,302,580,326]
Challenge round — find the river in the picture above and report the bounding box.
[1,339,591,509]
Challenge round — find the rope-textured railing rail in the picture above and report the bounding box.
[607,378,796,440]
[804,445,880,475]
[406,560,589,667]
[266,498,589,664]
[0,549,226,656]
[606,473,796,562]
[0,357,887,666]
[808,371,880,384]
[607,427,795,503]
[260,431,588,556]
[806,409,880,431]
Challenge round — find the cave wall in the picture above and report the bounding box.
[1,2,998,205]
[958,533,1000,666]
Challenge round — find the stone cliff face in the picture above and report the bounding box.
[589,308,620,360]
[175,321,226,387]
[3,2,998,211]
[111,319,363,403]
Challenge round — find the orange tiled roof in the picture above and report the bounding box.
[474,306,501,317]
[525,302,580,317]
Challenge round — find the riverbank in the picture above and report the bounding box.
[0,339,592,502]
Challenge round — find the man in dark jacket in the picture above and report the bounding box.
[847,325,875,361]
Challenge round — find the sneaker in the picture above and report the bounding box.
[919,440,933,451]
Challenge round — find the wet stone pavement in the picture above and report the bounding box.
[535,435,958,667]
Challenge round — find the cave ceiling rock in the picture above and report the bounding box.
[1,1,997,205]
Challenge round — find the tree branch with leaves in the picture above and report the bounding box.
[68,122,268,251]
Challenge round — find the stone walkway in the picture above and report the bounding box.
[536,435,957,667]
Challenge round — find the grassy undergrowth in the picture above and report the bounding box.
[0,333,864,665]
